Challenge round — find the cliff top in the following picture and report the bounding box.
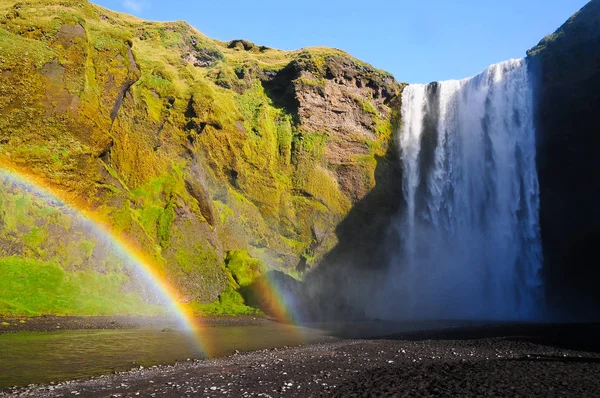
[0,0,397,86]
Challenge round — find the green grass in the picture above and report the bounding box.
[0,257,161,316]
[0,29,55,68]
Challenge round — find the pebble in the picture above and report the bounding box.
[4,333,600,397]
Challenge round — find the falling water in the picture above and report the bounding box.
[396,59,543,320]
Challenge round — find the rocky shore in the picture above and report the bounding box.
[3,323,600,397]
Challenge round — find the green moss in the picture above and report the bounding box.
[213,200,234,223]
[0,0,399,317]
[190,288,262,316]
[290,131,351,214]
[157,203,175,248]
[0,257,160,316]
[111,203,134,233]
[184,250,268,315]
[173,244,221,280]
[23,227,46,255]
[281,236,306,253]
[283,269,302,281]
[79,239,95,260]
[354,96,378,116]
[276,115,294,164]
[297,75,326,88]
[90,32,127,51]
[0,29,55,68]
[225,250,264,288]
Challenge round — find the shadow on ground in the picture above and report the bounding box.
[303,321,600,354]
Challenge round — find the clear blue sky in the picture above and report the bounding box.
[93,0,589,83]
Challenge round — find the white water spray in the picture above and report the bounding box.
[395,59,543,320]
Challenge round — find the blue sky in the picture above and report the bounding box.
[93,0,588,83]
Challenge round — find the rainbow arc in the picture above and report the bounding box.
[0,162,303,353]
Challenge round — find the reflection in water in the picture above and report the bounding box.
[0,323,334,387]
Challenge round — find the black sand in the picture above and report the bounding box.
[2,323,600,397]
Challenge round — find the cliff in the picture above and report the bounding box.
[527,0,600,318]
[0,0,403,314]
[5,0,597,320]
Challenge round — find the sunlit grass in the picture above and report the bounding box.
[0,257,161,316]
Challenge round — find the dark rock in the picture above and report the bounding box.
[527,0,600,319]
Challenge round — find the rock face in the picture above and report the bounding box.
[527,0,600,319]
[274,53,403,203]
[0,0,403,311]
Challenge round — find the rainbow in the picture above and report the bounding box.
[253,272,306,342]
[0,162,308,354]
[0,163,209,352]
[254,273,299,324]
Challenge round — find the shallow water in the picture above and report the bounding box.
[0,323,334,387]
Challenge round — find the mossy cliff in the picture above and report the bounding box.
[0,0,403,314]
[527,0,600,319]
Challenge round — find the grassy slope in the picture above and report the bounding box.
[0,0,399,316]
[0,257,160,316]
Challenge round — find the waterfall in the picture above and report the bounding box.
[396,58,543,320]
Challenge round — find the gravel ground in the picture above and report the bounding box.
[2,331,600,397]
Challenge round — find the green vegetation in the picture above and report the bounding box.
[190,288,262,316]
[189,250,266,316]
[225,250,264,288]
[0,257,160,316]
[0,0,401,317]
